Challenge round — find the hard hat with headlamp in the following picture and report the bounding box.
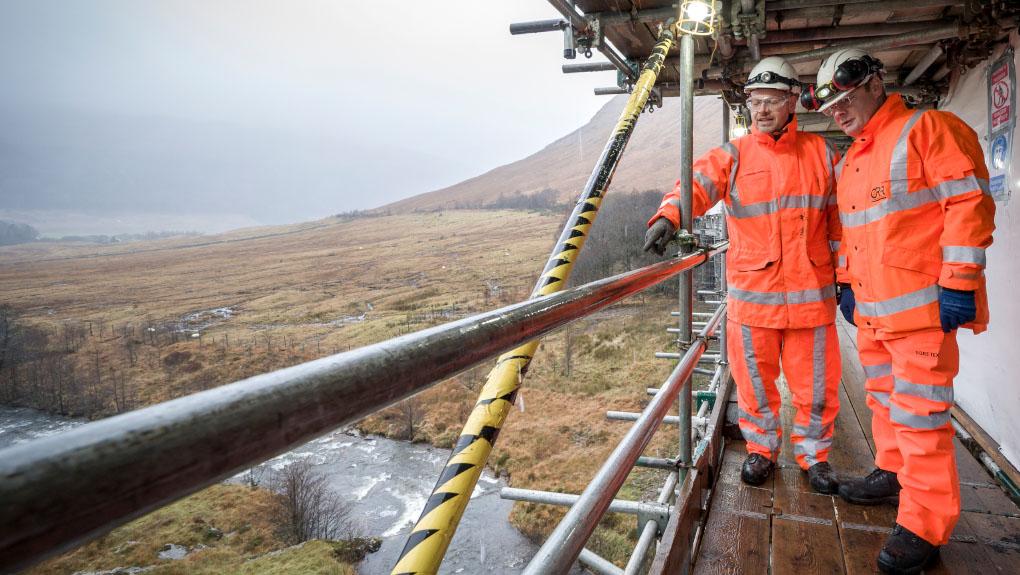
[744,57,801,94]
[800,48,884,112]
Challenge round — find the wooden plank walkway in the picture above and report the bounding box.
[691,319,1020,574]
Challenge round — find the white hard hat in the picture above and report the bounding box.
[813,48,883,112]
[744,57,801,94]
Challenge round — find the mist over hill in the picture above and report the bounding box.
[0,96,725,237]
[395,95,724,210]
[0,106,458,233]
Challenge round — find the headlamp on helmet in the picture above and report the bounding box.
[746,71,800,90]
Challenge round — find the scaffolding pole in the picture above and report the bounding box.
[392,23,678,575]
[677,30,696,483]
[522,304,727,574]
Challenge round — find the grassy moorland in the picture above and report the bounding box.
[26,484,357,575]
[1,209,692,570]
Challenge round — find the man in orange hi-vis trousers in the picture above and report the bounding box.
[643,56,843,495]
[802,48,996,574]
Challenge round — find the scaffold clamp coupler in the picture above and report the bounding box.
[637,504,673,535]
[675,228,697,252]
[695,390,717,411]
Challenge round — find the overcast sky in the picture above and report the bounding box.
[0,1,613,222]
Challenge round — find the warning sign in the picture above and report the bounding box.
[987,49,1016,202]
[991,62,1011,132]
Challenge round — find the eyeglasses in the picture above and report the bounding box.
[821,87,858,116]
[747,96,789,110]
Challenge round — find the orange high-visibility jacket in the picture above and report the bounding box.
[651,116,842,329]
[835,94,995,338]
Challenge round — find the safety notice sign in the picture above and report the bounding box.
[991,61,1012,133]
[988,48,1015,202]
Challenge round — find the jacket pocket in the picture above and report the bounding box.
[808,243,833,267]
[734,169,771,203]
[730,248,775,271]
[881,245,941,278]
[881,161,925,200]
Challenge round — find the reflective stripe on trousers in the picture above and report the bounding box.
[856,327,961,546]
[728,320,840,469]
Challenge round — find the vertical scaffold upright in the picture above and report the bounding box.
[392,22,679,575]
[676,21,696,485]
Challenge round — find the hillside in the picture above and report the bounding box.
[395,95,724,210]
[1,209,688,569]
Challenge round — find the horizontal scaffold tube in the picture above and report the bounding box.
[0,240,728,574]
[499,487,671,519]
[545,0,638,82]
[391,21,682,575]
[523,303,727,574]
[509,18,568,35]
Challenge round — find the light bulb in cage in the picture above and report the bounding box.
[678,0,716,36]
[730,111,749,139]
[685,1,711,22]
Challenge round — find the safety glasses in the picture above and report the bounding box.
[747,96,791,110]
[820,87,858,116]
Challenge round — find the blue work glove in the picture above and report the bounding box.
[939,288,976,332]
[838,284,856,326]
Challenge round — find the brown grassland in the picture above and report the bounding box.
[1,209,694,571]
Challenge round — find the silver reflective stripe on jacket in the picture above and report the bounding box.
[840,175,989,228]
[888,111,925,195]
[942,245,986,266]
[729,284,836,306]
[855,285,939,318]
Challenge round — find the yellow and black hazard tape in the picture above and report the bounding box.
[391,25,677,575]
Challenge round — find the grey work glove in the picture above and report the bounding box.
[643,217,676,256]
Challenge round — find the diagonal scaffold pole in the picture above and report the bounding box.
[391,22,678,575]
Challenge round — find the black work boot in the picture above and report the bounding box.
[838,467,900,505]
[807,462,839,494]
[741,453,775,486]
[877,524,941,574]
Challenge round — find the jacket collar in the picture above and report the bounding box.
[855,93,910,145]
[751,114,799,147]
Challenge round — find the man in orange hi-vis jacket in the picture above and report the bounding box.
[643,56,842,495]
[802,48,996,574]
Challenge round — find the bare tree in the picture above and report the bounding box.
[244,465,266,489]
[270,460,355,544]
[564,331,574,378]
[124,334,138,366]
[398,396,424,440]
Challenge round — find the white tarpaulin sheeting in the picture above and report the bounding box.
[940,30,1020,469]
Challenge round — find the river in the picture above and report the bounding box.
[0,406,579,574]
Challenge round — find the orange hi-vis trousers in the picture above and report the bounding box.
[728,320,841,470]
[858,327,961,546]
